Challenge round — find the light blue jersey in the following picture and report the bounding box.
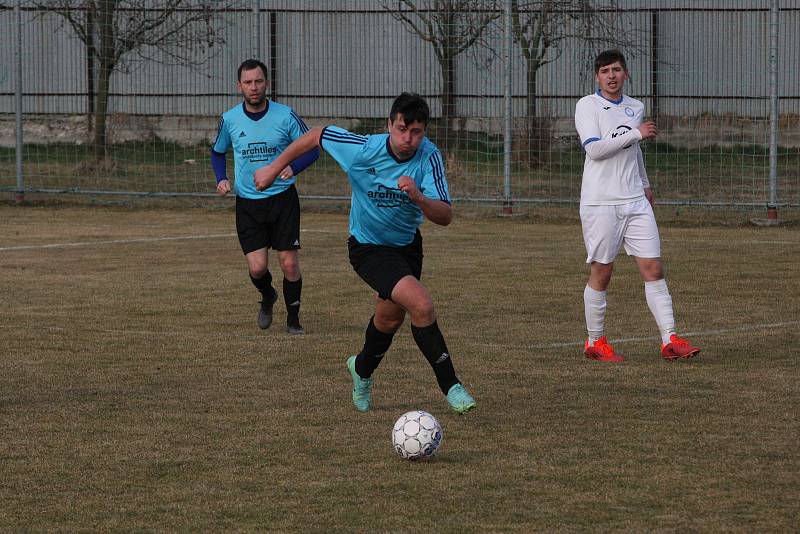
[212,101,309,199]
[321,125,450,247]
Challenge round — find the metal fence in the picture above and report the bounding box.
[1,0,798,215]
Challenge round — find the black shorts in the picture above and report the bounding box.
[348,230,423,301]
[235,185,301,255]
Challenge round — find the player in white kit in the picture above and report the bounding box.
[575,49,700,362]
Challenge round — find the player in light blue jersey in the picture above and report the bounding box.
[253,92,476,414]
[211,59,319,334]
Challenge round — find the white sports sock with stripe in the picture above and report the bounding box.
[584,285,607,343]
[645,279,676,344]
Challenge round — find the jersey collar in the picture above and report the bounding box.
[242,100,270,121]
[385,137,417,164]
[595,89,624,105]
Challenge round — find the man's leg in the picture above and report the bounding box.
[358,298,404,376]
[635,257,700,359]
[346,301,402,412]
[278,249,303,334]
[391,276,475,413]
[585,261,613,343]
[583,262,623,361]
[635,257,675,344]
[246,248,277,329]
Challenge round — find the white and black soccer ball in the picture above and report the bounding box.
[392,410,443,460]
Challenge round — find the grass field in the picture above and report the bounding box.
[1,205,799,531]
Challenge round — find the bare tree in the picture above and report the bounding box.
[38,0,234,161]
[510,0,643,163]
[383,1,500,150]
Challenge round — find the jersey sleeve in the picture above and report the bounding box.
[420,149,450,203]
[287,108,310,142]
[211,115,231,153]
[583,128,642,161]
[636,145,650,189]
[320,125,368,172]
[574,98,601,146]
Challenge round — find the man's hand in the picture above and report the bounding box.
[638,121,657,140]
[254,164,280,191]
[644,187,654,207]
[397,175,422,203]
[216,179,231,196]
[279,165,293,180]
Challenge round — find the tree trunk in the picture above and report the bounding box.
[439,53,456,151]
[524,60,549,165]
[93,0,114,161]
[85,2,95,134]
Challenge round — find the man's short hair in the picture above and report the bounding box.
[594,50,627,74]
[389,92,430,126]
[238,59,269,81]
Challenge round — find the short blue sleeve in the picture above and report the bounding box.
[421,149,450,203]
[211,115,231,153]
[320,125,368,173]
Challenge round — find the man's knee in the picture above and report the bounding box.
[279,252,300,280]
[375,312,404,333]
[407,298,435,325]
[247,259,269,279]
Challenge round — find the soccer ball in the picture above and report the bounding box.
[391,410,443,460]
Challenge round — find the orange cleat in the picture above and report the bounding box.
[584,336,624,362]
[661,334,701,360]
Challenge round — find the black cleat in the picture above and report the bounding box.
[286,315,305,335]
[257,290,278,330]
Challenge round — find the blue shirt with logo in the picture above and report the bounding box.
[212,101,309,199]
[320,125,450,247]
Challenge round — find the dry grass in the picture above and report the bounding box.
[1,205,799,532]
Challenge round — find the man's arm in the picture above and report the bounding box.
[636,144,654,206]
[210,148,231,196]
[254,127,324,191]
[289,148,320,176]
[397,175,452,226]
[583,129,642,160]
[584,120,657,161]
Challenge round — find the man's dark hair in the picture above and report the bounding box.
[238,59,269,81]
[389,92,430,126]
[594,49,627,74]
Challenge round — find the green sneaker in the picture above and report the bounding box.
[346,355,373,412]
[446,383,476,414]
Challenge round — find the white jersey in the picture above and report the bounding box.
[575,91,650,205]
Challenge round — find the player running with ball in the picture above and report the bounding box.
[254,92,476,414]
[575,50,701,362]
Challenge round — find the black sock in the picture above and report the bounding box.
[283,278,302,319]
[356,316,395,378]
[411,320,458,395]
[250,271,275,301]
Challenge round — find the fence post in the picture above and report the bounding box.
[14,0,24,204]
[767,0,779,221]
[501,0,513,215]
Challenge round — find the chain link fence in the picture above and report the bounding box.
[1,0,798,214]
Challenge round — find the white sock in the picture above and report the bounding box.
[645,279,676,344]
[584,285,607,343]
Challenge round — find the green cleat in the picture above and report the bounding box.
[346,355,373,412]
[446,383,476,414]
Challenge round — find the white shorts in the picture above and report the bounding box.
[580,198,661,264]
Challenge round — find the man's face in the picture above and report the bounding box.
[238,67,268,109]
[387,115,426,159]
[595,61,628,99]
